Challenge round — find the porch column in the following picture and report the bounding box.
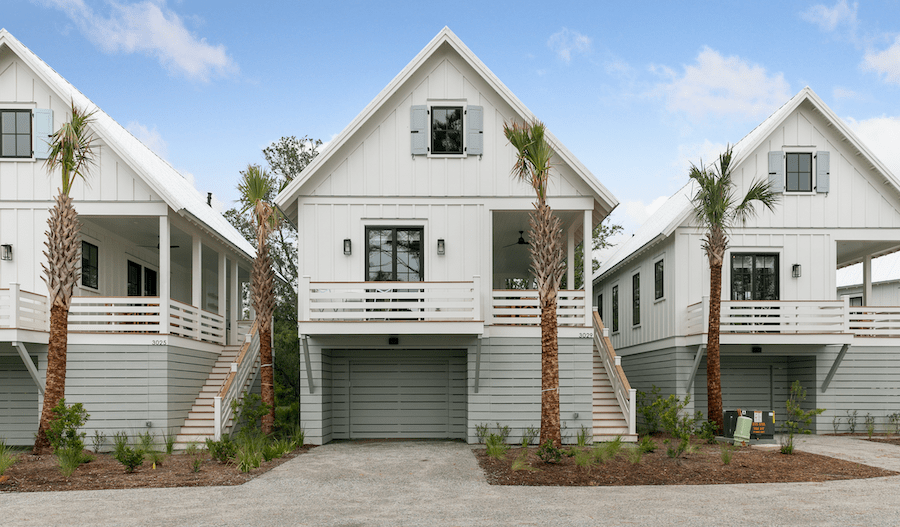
[863,254,872,305]
[192,235,202,310]
[159,215,170,334]
[230,258,239,344]
[567,226,575,291]
[218,251,226,317]
[583,210,593,326]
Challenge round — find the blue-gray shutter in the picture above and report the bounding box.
[768,151,784,193]
[816,151,830,193]
[465,105,483,156]
[33,108,53,159]
[410,105,427,155]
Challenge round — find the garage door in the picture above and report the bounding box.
[332,350,466,439]
[0,355,39,446]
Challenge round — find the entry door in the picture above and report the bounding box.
[731,254,779,300]
[366,227,423,281]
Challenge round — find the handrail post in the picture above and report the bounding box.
[213,396,222,441]
[10,283,20,328]
[472,275,481,321]
[300,276,311,322]
[701,295,710,334]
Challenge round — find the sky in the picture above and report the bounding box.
[4,0,900,256]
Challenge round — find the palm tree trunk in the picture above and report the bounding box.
[706,258,724,433]
[259,325,274,434]
[33,304,68,454]
[252,242,276,435]
[530,202,564,446]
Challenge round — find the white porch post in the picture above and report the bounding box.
[863,254,872,306]
[567,226,575,291]
[192,235,202,340]
[583,210,593,326]
[159,215,170,335]
[218,251,226,317]
[230,259,239,344]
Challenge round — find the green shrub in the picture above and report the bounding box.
[780,380,825,455]
[91,430,106,453]
[511,453,537,472]
[185,442,204,473]
[889,412,900,436]
[206,437,237,463]
[865,413,876,439]
[636,386,664,434]
[56,447,86,477]
[235,437,263,473]
[846,410,858,434]
[536,440,563,464]
[572,447,593,468]
[231,394,272,438]
[115,446,145,473]
[521,426,538,448]
[0,440,19,475]
[162,429,176,455]
[698,420,718,444]
[274,402,300,435]
[720,444,735,465]
[485,433,509,459]
[592,437,623,463]
[475,423,490,443]
[113,431,129,457]
[47,399,89,453]
[576,425,592,447]
[626,445,642,465]
[638,435,656,453]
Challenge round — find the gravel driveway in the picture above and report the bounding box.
[2,437,899,526]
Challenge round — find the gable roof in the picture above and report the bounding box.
[0,29,255,260]
[594,86,900,283]
[274,27,618,222]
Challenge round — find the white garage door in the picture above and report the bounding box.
[332,350,466,439]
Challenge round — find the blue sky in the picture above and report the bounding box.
[5,1,900,251]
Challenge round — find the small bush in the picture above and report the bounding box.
[846,410,858,434]
[138,431,155,452]
[536,440,563,464]
[626,446,642,465]
[115,446,145,473]
[780,380,825,455]
[57,447,86,477]
[889,412,900,436]
[720,444,735,465]
[572,448,593,468]
[185,442,204,473]
[273,402,300,436]
[206,437,237,463]
[665,438,692,459]
[511,452,537,472]
[162,429,176,455]
[0,440,18,475]
[698,420,718,444]
[576,425,592,447]
[231,394,272,437]
[865,413,876,439]
[636,386,664,434]
[475,423,490,443]
[113,431,129,457]
[521,426,538,448]
[592,437,623,463]
[638,436,656,453]
[47,399,89,453]
[485,433,509,459]
[146,449,166,467]
[832,415,841,434]
[91,430,106,453]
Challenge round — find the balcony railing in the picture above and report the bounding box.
[685,297,900,338]
[0,283,48,332]
[491,290,587,326]
[68,297,226,345]
[300,277,481,322]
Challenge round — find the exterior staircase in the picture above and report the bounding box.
[173,344,257,450]
[592,309,638,442]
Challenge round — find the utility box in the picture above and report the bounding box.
[723,409,775,440]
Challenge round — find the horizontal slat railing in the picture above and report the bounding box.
[0,284,48,331]
[169,300,225,345]
[215,320,261,440]
[491,290,586,326]
[302,277,481,322]
[69,297,163,333]
[593,310,635,436]
[849,306,900,337]
[686,297,851,336]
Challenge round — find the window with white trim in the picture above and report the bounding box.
[81,241,99,290]
[654,258,664,301]
[410,103,483,156]
[768,150,830,194]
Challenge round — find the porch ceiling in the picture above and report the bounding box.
[836,240,900,268]
[83,217,193,262]
[492,210,583,278]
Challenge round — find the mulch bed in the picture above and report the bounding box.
[476,436,897,486]
[868,437,900,447]
[0,446,313,493]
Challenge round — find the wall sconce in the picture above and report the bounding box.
[437,238,445,255]
[792,264,801,278]
[0,244,11,261]
[343,239,352,256]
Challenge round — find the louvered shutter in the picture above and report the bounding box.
[816,151,830,193]
[410,105,427,155]
[768,151,784,193]
[465,105,483,155]
[33,108,53,159]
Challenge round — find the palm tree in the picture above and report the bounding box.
[503,120,565,446]
[237,164,277,435]
[33,100,96,454]
[689,145,779,432]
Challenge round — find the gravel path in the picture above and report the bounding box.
[2,437,899,526]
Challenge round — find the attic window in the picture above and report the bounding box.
[786,153,812,192]
[431,106,463,154]
[0,110,31,158]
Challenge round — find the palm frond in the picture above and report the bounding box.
[44,100,96,195]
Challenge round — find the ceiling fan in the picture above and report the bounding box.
[502,231,530,248]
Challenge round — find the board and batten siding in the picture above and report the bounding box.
[467,337,593,444]
[0,354,40,445]
[837,282,900,306]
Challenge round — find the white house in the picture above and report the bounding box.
[593,87,900,433]
[275,28,635,445]
[0,29,261,447]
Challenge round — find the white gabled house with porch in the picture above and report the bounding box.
[0,29,262,447]
[275,28,637,445]
[593,87,900,433]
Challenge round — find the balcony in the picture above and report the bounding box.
[684,297,900,344]
[0,284,49,343]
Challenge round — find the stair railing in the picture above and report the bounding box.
[213,320,260,440]
[592,308,636,435]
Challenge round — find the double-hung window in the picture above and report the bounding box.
[632,273,640,326]
[654,259,664,300]
[1,110,32,158]
[431,107,463,154]
[786,152,813,193]
[81,241,99,290]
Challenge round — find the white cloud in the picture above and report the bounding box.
[547,28,592,63]
[833,86,863,100]
[623,196,669,227]
[37,0,237,81]
[675,140,730,175]
[801,0,858,34]
[845,115,900,178]
[654,47,791,121]
[863,36,900,86]
[126,120,167,159]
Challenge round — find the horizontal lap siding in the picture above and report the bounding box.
[467,337,592,444]
[817,346,900,434]
[0,356,39,445]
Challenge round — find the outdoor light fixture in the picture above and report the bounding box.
[0,244,11,261]
[792,264,801,278]
[343,239,352,255]
[437,238,445,255]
